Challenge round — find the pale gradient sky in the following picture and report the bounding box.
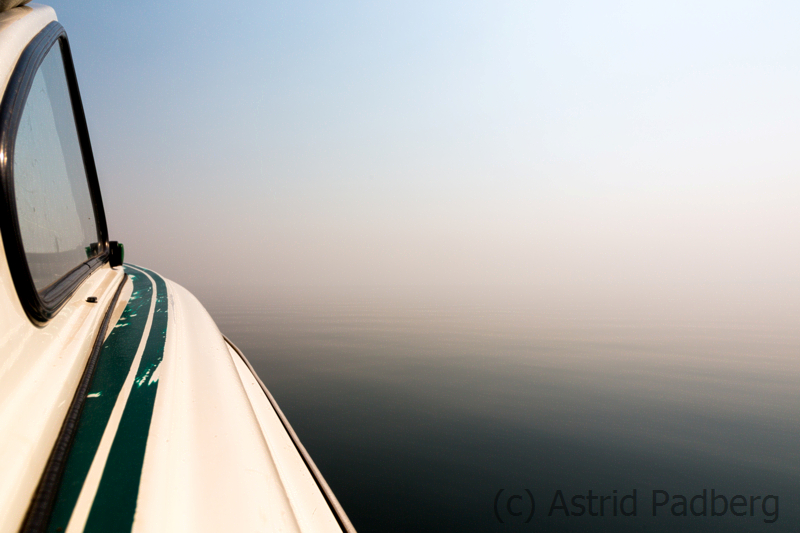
[45,0,799,319]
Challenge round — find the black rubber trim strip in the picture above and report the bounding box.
[19,273,129,533]
[223,335,358,533]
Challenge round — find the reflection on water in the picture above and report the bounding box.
[200,287,799,532]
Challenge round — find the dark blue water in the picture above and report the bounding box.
[201,287,799,533]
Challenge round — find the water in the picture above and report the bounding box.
[199,286,799,532]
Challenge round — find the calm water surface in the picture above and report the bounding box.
[201,287,799,533]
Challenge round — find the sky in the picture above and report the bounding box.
[44,0,800,319]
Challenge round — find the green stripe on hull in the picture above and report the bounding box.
[47,268,153,533]
[84,267,168,532]
[45,265,169,533]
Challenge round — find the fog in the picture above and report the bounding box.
[48,0,800,322]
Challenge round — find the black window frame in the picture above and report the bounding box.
[0,22,110,326]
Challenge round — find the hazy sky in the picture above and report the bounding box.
[44,0,799,315]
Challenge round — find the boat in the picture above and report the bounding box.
[0,3,355,531]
